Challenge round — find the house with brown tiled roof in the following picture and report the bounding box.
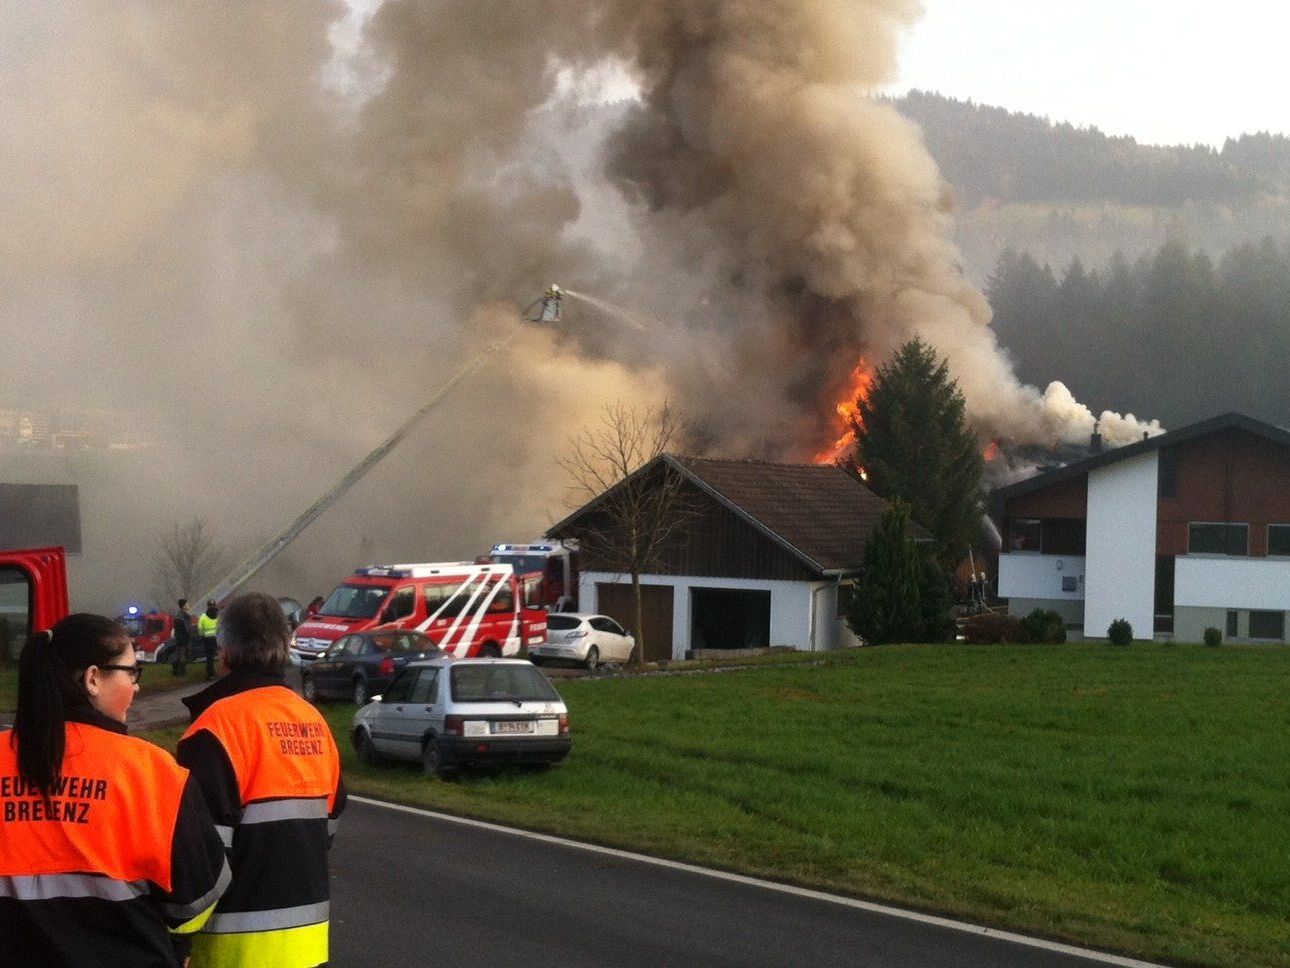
[547,454,925,660]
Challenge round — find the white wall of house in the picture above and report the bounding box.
[579,571,835,657]
[998,554,1086,600]
[1175,556,1290,610]
[1084,452,1158,638]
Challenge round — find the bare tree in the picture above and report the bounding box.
[558,402,693,664]
[152,516,231,607]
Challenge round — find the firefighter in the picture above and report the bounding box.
[172,596,193,676]
[179,592,346,968]
[197,599,219,680]
[0,613,230,967]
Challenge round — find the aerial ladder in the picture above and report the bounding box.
[196,287,563,605]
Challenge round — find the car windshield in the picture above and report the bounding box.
[371,633,431,653]
[319,583,389,619]
[450,664,560,703]
[491,554,546,574]
[546,615,581,630]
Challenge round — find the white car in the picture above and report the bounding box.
[528,613,636,670]
[351,658,570,777]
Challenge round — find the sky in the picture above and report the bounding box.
[888,0,1290,147]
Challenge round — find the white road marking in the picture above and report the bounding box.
[350,795,1167,967]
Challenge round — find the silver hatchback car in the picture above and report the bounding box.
[351,658,570,777]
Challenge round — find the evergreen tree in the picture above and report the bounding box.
[847,501,923,645]
[850,339,984,571]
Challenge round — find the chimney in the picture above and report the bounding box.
[1089,422,1102,455]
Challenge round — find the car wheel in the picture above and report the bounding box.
[422,738,454,779]
[354,729,384,766]
[302,674,319,704]
[584,645,600,671]
[478,642,501,658]
[155,644,173,664]
[352,677,368,706]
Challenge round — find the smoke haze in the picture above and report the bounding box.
[3,1,1150,611]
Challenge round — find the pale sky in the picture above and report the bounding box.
[890,0,1290,147]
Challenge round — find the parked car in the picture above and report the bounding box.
[351,658,570,777]
[527,612,636,669]
[302,629,440,706]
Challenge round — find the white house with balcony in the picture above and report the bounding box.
[990,413,1290,642]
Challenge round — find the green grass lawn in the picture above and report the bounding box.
[151,643,1290,967]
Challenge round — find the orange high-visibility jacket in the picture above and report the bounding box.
[0,711,230,967]
[179,671,345,968]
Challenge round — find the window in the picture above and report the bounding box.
[320,583,389,619]
[383,587,415,622]
[488,579,514,613]
[425,579,481,618]
[1269,525,1290,557]
[1248,611,1285,640]
[409,668,439,704]
[547,614,580,631]
[344,637,367,656]
[326,637,352,659]
[383,670,415,703]
[1226,610,1239,638]
[1008,519,1042,552]
[1061,576,1078,592]
[1188,523,1248,556]
[451,664,560,702]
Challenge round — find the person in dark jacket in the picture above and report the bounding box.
[0,613,230,967]
[179,592,345,968]
[172,597,193,677]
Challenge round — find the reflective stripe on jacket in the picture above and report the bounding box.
[178,673,345,968]
[0,714,231,967]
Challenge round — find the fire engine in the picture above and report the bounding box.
[488,540,579,611]
[119,606,176,663]
[291,561,548,664]
[0,547,69,661]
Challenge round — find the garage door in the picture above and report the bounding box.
[596,582,674,662]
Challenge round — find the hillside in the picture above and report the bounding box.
[893,91,1290,284]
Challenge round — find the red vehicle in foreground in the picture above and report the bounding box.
[0,547,70,660]
[291,561,548,665]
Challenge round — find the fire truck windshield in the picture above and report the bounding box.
[492,554,548,575]
[320,583,389,619]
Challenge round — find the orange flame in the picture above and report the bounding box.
[983,440,1001,462]
[812,359,875,465]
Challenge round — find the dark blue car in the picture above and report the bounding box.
[302,629,440,706]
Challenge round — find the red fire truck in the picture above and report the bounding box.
[0,547,70,662]
[291,561,548,664]
[119,606,176,663]
[488,540,579,611]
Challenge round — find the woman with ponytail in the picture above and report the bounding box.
[0,614,230,967]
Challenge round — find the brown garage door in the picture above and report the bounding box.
[596,582,674,662]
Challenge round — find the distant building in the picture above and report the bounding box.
[991,412,1290,642]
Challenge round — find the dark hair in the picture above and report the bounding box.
[14,614,130,795]
[178,598,188,608]
[217,592,290,673]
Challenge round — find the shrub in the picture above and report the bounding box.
[961,613,1025,644]
[1203,626,1223,647]
[1021,608,1067,644]
[1107,618,1133,646]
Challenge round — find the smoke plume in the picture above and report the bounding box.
[2,1,1151,611]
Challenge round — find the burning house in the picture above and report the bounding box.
[991,412,1290,643]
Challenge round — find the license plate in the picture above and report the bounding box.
[493,720,534,735]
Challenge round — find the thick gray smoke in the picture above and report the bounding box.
[2,1,1151,612]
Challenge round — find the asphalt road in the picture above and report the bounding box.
[329,798,1161,968]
